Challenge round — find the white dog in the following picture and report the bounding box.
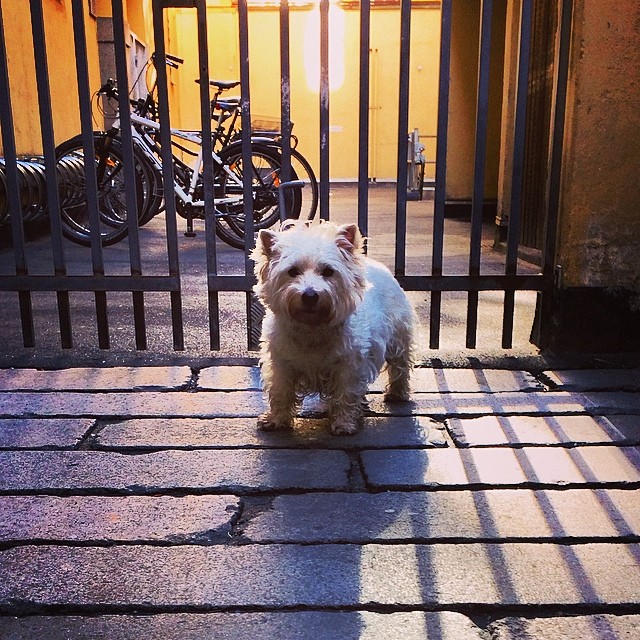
[252,220,415,435]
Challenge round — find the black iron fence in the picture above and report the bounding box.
[0,0,573,356]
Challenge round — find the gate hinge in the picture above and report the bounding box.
[554,265,563,288]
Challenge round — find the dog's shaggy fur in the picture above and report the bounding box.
[252,221,415,435]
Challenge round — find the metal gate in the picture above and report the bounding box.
[0,0,572,360]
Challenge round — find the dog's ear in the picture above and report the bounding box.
[257,229,279,258]
[252,229,279,283]
[336,224,362,254]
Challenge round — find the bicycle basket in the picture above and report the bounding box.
[250,115,290,135]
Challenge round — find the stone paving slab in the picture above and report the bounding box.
[0,495,240,544]
[241,489,640,543]
[0,390,615,418]
[447,414,628,446]
[95,416,448,450]
[580,392,640,415]
[0,418,94,449]
[373,368,542,393]
[545,368,640,391]
[361,446,640,489]
[196,366,543,394]
[490,614,640,639]
[605,415,640,442]
[0,391,266,418]
[0,611,486,640]
[0,450,350,493]
[0,367,193,391]
[197,366,262,391]
[1,543,638,610]
[366,391,591,416]
[4,388,636,419]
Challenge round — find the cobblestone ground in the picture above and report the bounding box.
[0,365,639,639]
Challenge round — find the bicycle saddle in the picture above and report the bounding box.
[195,79,241,91]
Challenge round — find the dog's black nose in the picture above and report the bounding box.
[301,289,319,309]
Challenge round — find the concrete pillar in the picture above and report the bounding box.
[544,0,640,351]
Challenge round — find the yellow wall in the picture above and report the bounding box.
[124,0,154,44]
[165,5,441,182]
[446,0,506,201]
[0,0,101,155]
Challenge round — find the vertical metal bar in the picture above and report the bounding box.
[238,0,253,248]
[319,0,330,220]
[192,0,220,351]
[533,0,573,347]
[430,0,452,349]
[502,0,533,348]
[466,0,493,349]
[0,0,35,347]
[152,0,184,351]
[357,0,371,244]
[279,0,292,184]
[112,0,147,350]
[70,0,110,348]
[237,0,255,349]
[30,0,73,348]
[394,0,411,277]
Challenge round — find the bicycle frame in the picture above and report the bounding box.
[116,110,249,214]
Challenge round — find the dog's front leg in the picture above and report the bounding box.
[328,375,367,435]
[258,362,298,431]
[329,393,365,436]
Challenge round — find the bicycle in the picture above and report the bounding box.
[55,53,317,248]
[205,78,319,242]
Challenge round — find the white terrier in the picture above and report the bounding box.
[252,220,414,435]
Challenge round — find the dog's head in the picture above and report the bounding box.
[251,221,368,327]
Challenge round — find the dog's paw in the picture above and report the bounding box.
[330,420,360,436]
[383,390,411,403]
[257,413,293,432]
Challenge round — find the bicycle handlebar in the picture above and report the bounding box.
[151,52,184,69]
[278,180,306,222]
[165,52,184,65]
[98,78,118,99]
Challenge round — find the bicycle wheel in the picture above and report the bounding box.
[78,132,163,227]
[228,135,318,222]
[100,133,164,227]
[212,141,302,249]
[287,146,318,221]
[55,133,148,247]
[250,140,318,222]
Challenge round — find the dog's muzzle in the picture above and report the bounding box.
[301,288,319,309]
[289,287,331,325]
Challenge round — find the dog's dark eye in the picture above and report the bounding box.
[287,267,300,278]
[321,266,335,278]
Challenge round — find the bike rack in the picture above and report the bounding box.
[277,179,305,223]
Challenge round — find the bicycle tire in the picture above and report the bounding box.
[287,146,318,221]
[228,134,318,222]
[213,141,302,249]
[130,135,165,226]
[84,132,163,227]
[250,139,318,222]
[55,133,147,247]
